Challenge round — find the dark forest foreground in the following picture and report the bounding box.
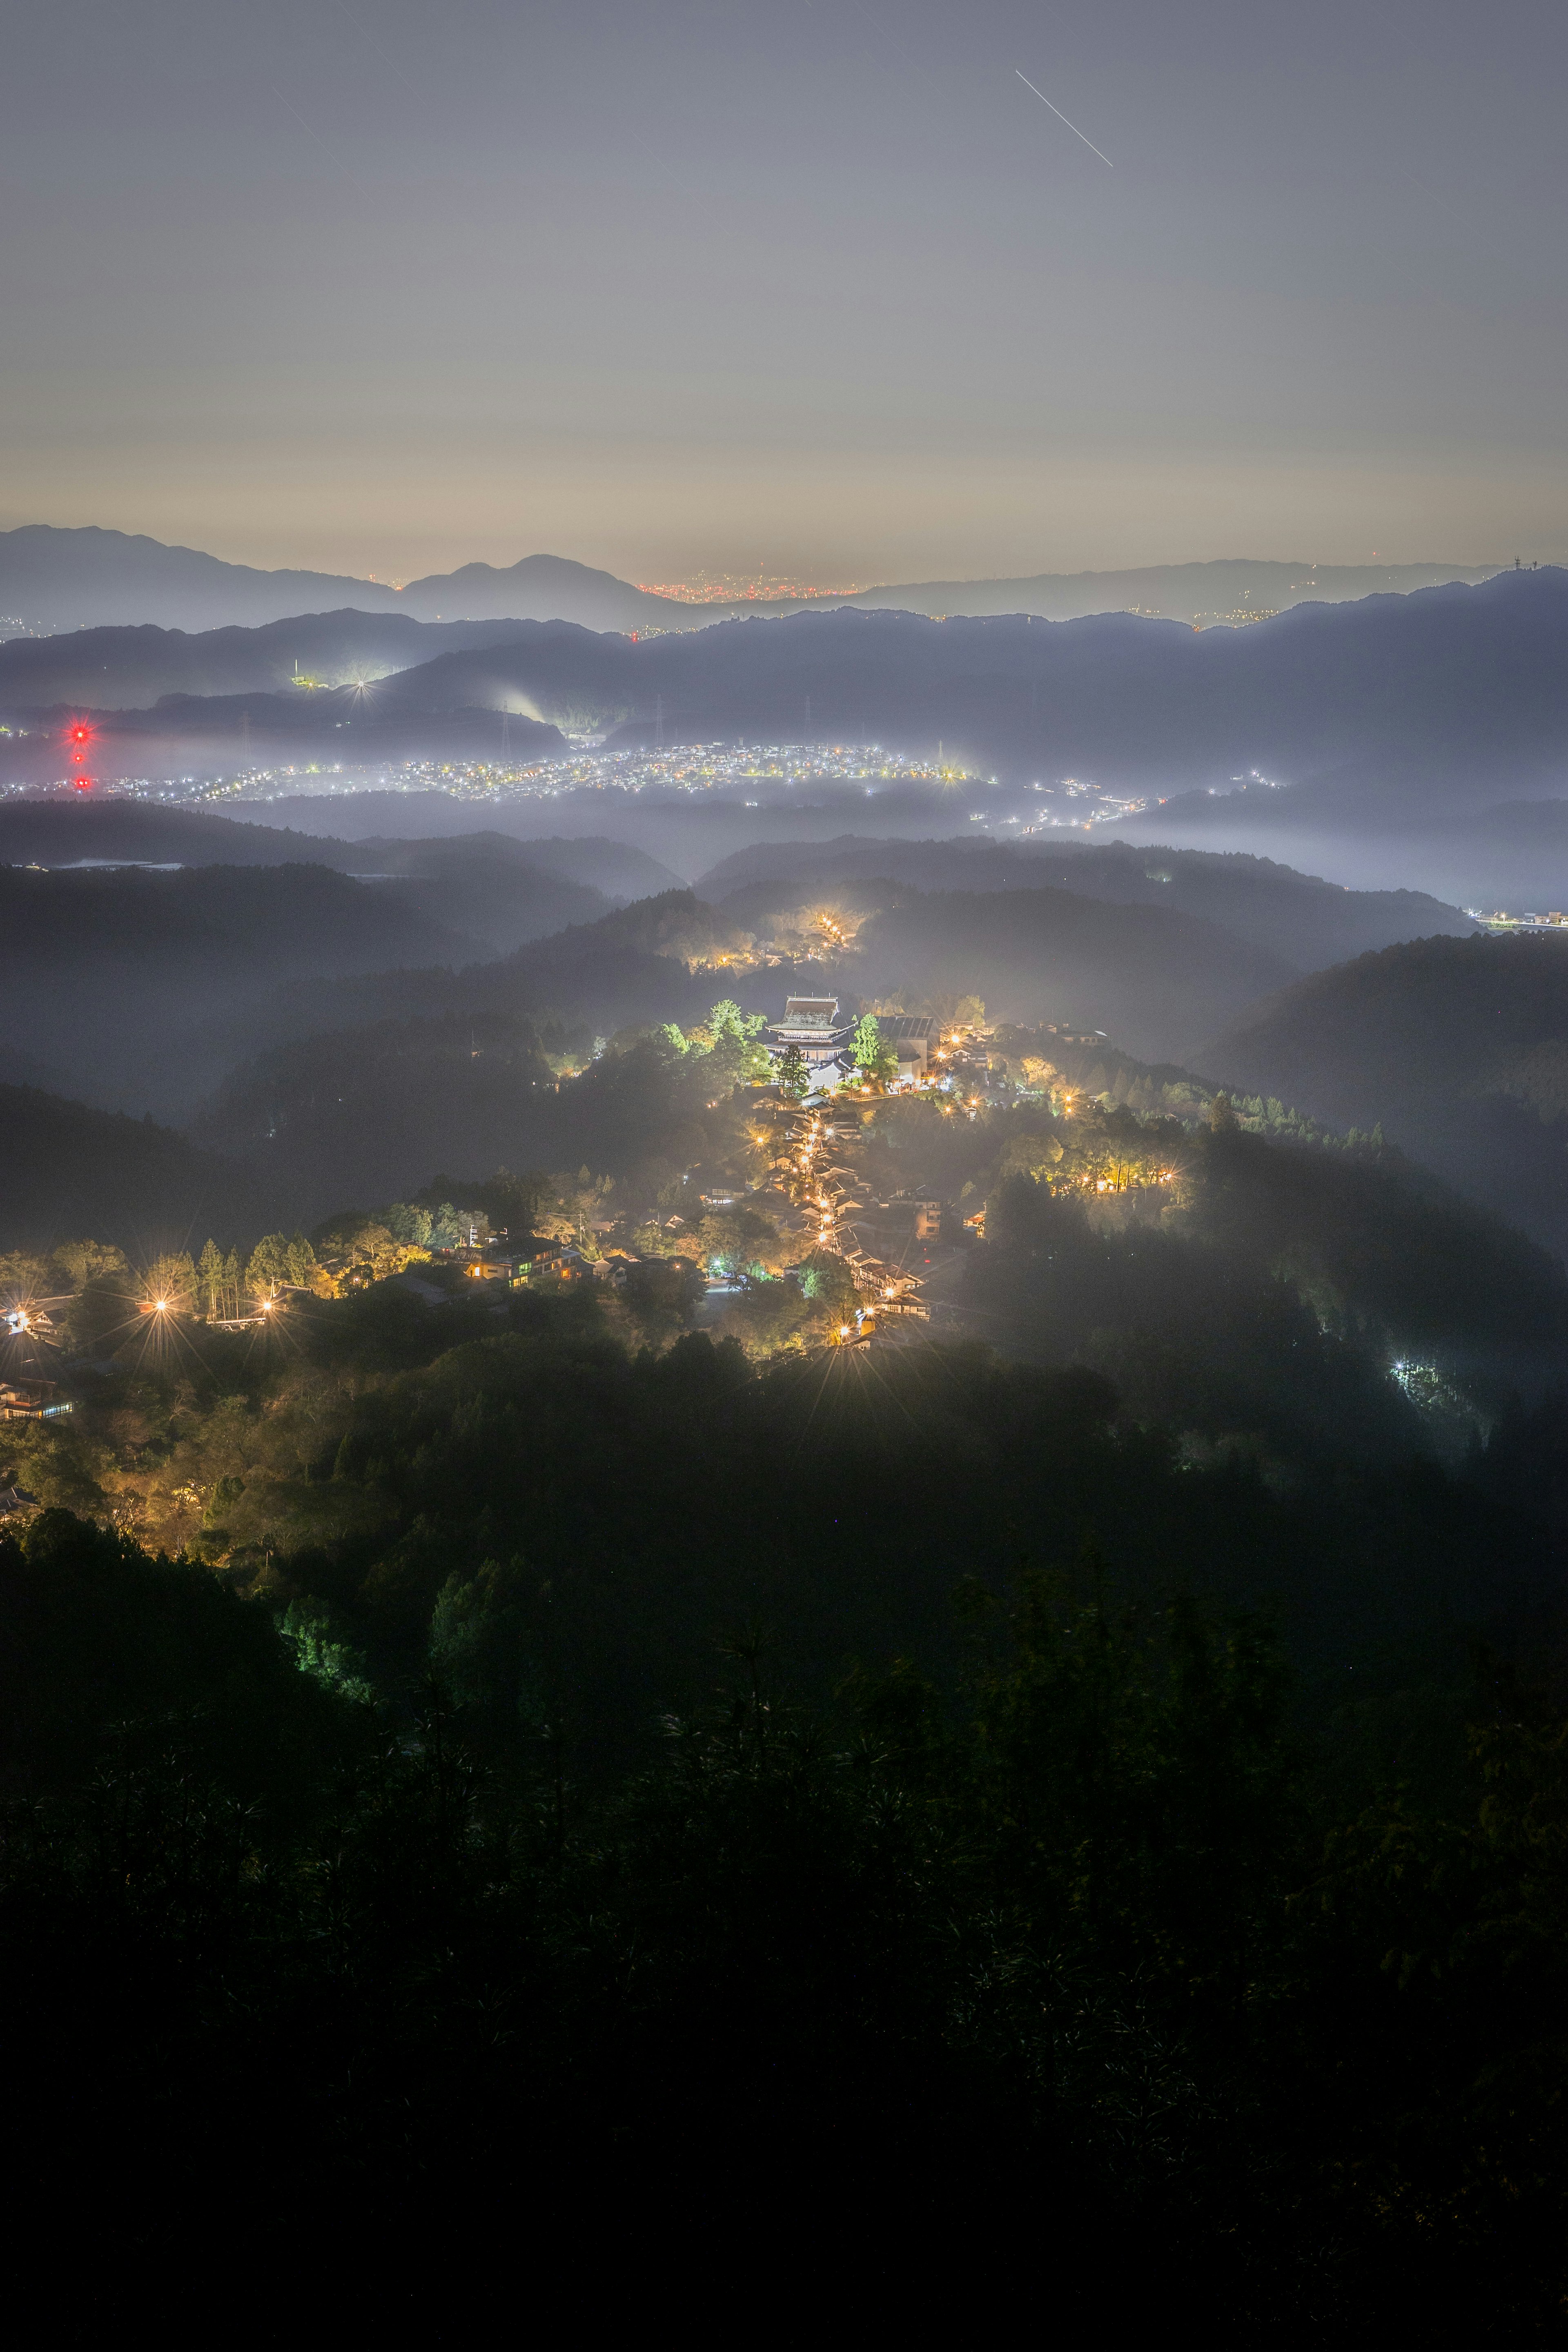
[6,1471,1568,2334]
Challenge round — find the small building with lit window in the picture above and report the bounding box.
[873,1013,937,1086]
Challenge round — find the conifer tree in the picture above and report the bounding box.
[197,1239,224,1319]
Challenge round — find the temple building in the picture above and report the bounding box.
[765,996,858,1090]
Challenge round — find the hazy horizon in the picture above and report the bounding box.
[7,0,1566,584]
[0,523,1543,598]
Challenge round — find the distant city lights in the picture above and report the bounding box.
[635,570,865,604]
[1,740,1155,832]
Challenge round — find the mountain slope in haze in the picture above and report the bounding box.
[0,526,404,635]
[0,864,488,1117]
[0,801,619,956]
[0,530,698,637]
[9,685,566,760]
[317,878,1291,1068]
[182,903,733,1120]
[223,793,685,888]
[192,1012,562,1222]
[0,797,682,903]
[0,612,542,710]
[1114,786,1568,916]
[194,972,735,1220]
[43,571,1567,810]
[397,553,696,630]
[842,556,1503,624]
[0,1085,262,1254]
[187,878,1297,1148]
[852,888,1295,1064]
[1202,933,1568,1254]
[698,835,1472,974]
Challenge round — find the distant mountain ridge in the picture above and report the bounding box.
[843,557,1510,624]
[0,611,542,710]
[0,523,1515,639]
[13,569,1557,806]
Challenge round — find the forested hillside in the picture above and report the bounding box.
[1204,931,1568,1250]
[0,1085,261,1250]
[701,833,1473,970]
[0,863,482,1113]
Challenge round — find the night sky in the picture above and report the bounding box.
[4,0,1563,581]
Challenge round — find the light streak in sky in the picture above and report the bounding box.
[1013,69,1114,167]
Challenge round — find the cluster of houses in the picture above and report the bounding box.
[444,1234,702,1301]
[0,1379,70,1421]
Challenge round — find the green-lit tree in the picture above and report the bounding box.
[851,1013,897,1088]
[245,1234,293,1300]
[708,999,772,1085]
[425,1202,461,1250]
[51,1239,127,1293]
[777,1043,810,1100]
[386,1203,434,1249]
[284,1234,318,1287]
[428,1556,542,1733]
[797,1249,860,1322]
[276,1597,376,1705]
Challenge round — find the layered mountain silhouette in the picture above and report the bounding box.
[0,522,1507,637]
[10,570,1564,817]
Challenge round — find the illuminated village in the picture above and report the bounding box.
[0,989,1193,1408]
